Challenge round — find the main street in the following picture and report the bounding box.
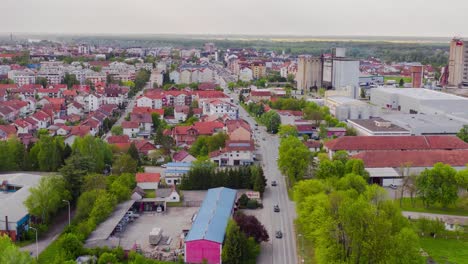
[231,90,299,264]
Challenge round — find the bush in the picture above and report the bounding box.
[246,199,259,209]
[58,233,84,260]
[238,194,249,208]
[98,252,118,264]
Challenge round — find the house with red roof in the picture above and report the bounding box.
[108,135,130,144]
[0,125,17,140]
[14,119,33,135]
[172,150,196,163]
[67,102,84,116]
[130,113,153,137]
[37,87,62,99]
[172,121,224,146]
[80,118,100,136]
[210,140,255,166]
[136,172,161,190]
[201,99,239,119]
[134,140,157,155]
[122,121,140,138]
[225,119,251,141]
[174,105,190,122]
[31,110,52,128]
[250,90,271,102]
[65,126,91,145]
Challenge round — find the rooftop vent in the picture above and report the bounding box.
[374,120,391,128]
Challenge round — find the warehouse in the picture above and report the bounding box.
[0,173,42,241]
[325,96,378,121]
[185,187,237,264]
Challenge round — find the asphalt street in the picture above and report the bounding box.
[233,91,299,264]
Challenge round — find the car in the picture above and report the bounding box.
[389,184,398,189]
[161,164,167,168]
[271,180,277,186]
[274,205,280,212]
[275,231,283,239]
[262,137,266,141]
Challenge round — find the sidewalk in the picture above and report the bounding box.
[21,208,75,257]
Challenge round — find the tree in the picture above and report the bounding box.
[127,142,140,164]
[58,233,84,260]
[112,154,138,175]
[89,191,117,224]
[278,125,298,138]
[111,125,123,136]
[399,78,405,87]
[190,133,229,157]
[72,135,113,173]
[98,253,118,264]
[60,154,96,199]
[35,77,48,87]
[29,135,65,171]
[261,110,281,134]
[76,189,106,222]
[456,125,468,142]
[303,105,324,126]
[233,212,269,243]
[287,74,295,83]
[360,88,366,98]
[251,166,266,195]
[63,73,80,89]
[278,136,311,184]
[416,163,460,208]
[24,175,71,223]
[151,113,161,133]
[222,220,249,264]
[0,235,34,264]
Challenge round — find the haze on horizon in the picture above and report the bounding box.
[1,0,467,37]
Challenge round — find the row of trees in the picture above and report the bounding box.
[244,102,281,133]
[128,69,151,98]
[278,135,311,185]
[294,176,423,263]
[180,162,266,194]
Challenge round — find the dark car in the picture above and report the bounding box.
[274,205,280,212]
[271,180,277,186]
[275,231,283,239]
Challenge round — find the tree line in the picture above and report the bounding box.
[244,102,281,134]
[180,162,266,195]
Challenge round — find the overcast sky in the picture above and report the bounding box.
[1,0,467,37]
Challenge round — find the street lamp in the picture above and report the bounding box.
[298,233,304,263]
[29,226,38,259]
[62,200,71,226]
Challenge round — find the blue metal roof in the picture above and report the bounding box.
[166,162,192,167]
[185,187,237,244]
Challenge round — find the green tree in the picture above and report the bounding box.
[261,110,281,134]
[76,189,106,222]
[111,125,123,136]
[112,154,138,175]
[98,252,118,264]
[29,135,65,171]
[456,125,468,142]
[24,175,71,223]
[251,165,266,195]
[416,162,460,208]
[58,233,83,260]
[60,154,96,199]
[35,77,48,87]
[89,191,117,224]
[278,136,311,184]
[278,125,298,138]
[399,78,405,87]
[151,113,161,133]
[0,235,34,264]
[63,73,80,89]
[222,220,249,264]
[127,142,140,163]
[72,135,113,173]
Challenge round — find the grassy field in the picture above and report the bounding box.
[294,221,316,264]
[420,237,468,264]
[397,198,468,216]
[384,76,412,85]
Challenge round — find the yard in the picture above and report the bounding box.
[397,197,468,216]
[384,76,412,85]
[420,237,468,264]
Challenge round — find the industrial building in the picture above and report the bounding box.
[381,114,466,135]
[296,55,322,92]
[370,87,468,116]
[325,96,378,121]
[322,48,360,90]
[0,173,43,241]
[447,37,468,87]
[185,187,237,264]
[347,118,411,136]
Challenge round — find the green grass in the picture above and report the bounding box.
[145,189,156,198]
[38,239,61,264]
[397,198,468,216]
[166,201,184,207]
[420,237,468,264]
[384,76,412,84]
[294,220,316,264]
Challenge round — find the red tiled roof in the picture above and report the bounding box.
[136,173,161,183]
[324,136,468,151]
[122,121,139,129]
[304,140,321,148]
[226,119,251,133]
[70,126,91,137]
[353,150,468,168]
[132,107,164,116]
[251,90,271,96]
[195,90,228,99]
[173,150,192,162]
[63,90,77,96]
[108,135,130,144]
[0,125,17,135]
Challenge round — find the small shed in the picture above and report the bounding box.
[136,173,160,190]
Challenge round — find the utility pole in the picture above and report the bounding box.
[62,200,71,226]
[30,227,38,259]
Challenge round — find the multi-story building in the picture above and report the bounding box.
[250,61,266,79]
[322,48,360,90]
[447,37,468,87]
[296,55,322,92]
[10,70,36,87]
[37,69,64,85]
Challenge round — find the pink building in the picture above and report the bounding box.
[185,187,237,264]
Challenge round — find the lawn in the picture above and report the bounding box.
[420,237,468,264]
[397,198,468,216]
[294,220,316,264]
[384,76,412,85]
[38,238,61,264]
[145,189,156,198]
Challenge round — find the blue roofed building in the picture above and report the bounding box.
[184,187,237,264]
[163,162,192,185]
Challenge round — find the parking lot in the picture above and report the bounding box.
[117,207,199,254]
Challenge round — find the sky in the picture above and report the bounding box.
[1,0,467,37]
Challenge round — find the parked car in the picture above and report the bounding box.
[274,205,280,212]
[271,180,277,187]
[275,231,283,239]
[389,184,398,189]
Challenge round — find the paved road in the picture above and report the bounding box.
[233,91,299,264]
[21,208,75,257]
[104,81,150,140]
[402,211,468,224]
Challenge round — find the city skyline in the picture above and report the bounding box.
[2,0,468,37]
